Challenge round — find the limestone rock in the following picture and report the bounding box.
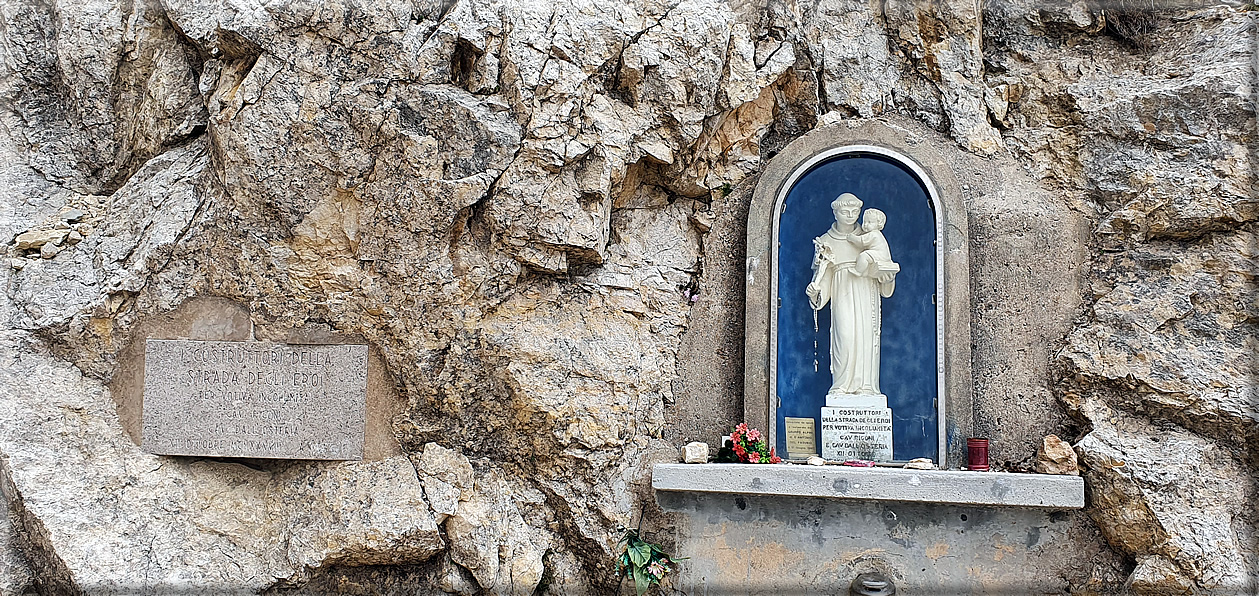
[441,467,551,596]
[436,553,482,596]
[0,0,1254,591]
[0,332,443,592]
[279,458,445,569]
[0,0,206,194]
[13,229,66,250]
[1029,12,1259,590]
[7,137,208,337]
[0,491,33,596]
[414,442,476,524]
[793,0,1002,154]
[1075,403,1256,592]
[903,458,934,470]
[1060,231,1258,445]
[59,208,87,223]
[411,443,563,595]
[991,4,1255,242]
[1127,554,1195,596]
[1035,435,1078,475]
[680,441,709,463]
[1036,0,1099,32]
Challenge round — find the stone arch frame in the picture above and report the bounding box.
[744,119,973,467]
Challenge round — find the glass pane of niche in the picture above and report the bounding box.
[774,153,940,463]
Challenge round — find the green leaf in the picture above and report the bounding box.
[632,565,651,596]
[629,542,652,567]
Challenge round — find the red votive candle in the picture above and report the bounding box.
[967,438,990,471]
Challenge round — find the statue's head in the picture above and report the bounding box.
[862,208,886,232]
[831,193,862,226]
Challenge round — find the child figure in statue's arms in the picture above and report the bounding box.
[849,209,898,280]
[807,208,899,293]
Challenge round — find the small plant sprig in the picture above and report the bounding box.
[616,527,681,596]
[730,422,782,463]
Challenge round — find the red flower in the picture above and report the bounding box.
[726,423,781,464]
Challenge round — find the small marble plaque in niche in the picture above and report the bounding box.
[141,339,367,460]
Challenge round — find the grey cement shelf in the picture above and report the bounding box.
[652,463,1085,509]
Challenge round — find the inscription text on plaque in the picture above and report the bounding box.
[821,406,893,461]
[142,339,368,460]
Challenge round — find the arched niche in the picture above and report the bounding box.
[744,119,973,467]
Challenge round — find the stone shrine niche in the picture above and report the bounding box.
[779,151,938,463]
[745,120,973,467]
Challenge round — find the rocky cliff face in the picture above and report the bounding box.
[0,0,1253,593]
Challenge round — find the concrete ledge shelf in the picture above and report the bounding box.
[652,463,1084,509]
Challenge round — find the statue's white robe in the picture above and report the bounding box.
[810,226,895,397]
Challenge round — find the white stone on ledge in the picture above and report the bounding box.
[652,463,1084,509]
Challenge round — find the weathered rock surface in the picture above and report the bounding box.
[797,0,1001,154]
[0,489,33,596]
[1061,231,1258,446]
[0,0,1253,592]
[0,331,443,592]
[0,0,205,194]
[1074,403,1256,594]
[982,1,1257,590]
[1042,19,1258,580]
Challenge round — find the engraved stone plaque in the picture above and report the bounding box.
[142,339,367,460]
[821,406,893,462]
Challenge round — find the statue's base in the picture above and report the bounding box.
[821,406,893,462]
[825,392,887,409]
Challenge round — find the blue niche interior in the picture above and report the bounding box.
[775,153,938,461]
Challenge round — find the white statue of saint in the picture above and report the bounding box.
[805,193,900,406]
